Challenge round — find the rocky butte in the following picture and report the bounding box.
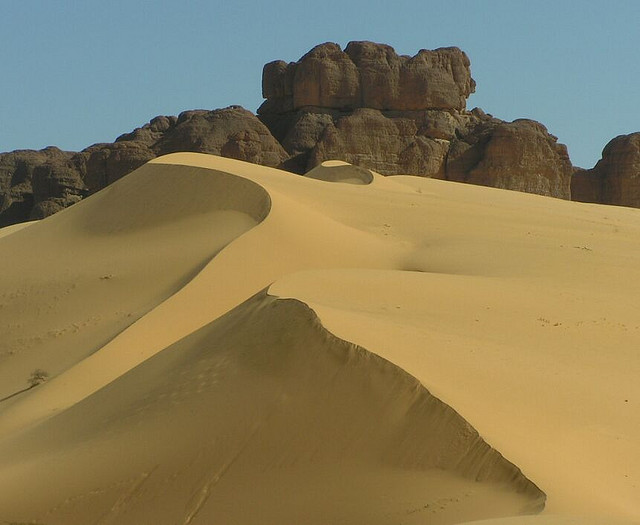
[258,41,573,203]
[1,41,639,227]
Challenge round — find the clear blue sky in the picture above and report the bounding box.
[1,0,638,168]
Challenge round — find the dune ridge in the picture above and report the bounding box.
[0,153,639,523]
[0,290,543,524]
[0,162,270,429]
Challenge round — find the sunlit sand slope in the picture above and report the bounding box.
[0,152,638,524]
[0,163,268,399]
[0,292,542,524]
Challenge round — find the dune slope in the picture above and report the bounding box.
[0,153,638,524]
[0,291,543,525]
[0,163,268,404]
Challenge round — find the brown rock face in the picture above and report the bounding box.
[80,142,156,193]
[0,107,287,226]
[4,40,612,226]
[301,108,452,177]
[448,119,573,199]
[291,43,361,110]
[259,41,572,200]
[152,106,287,167]
[261,41,475,113]
[572,133,640,207]
[0,147,84,226]
[30,157,87,219]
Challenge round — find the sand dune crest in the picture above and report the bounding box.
[0,291,543,524]
[0,153,638,523]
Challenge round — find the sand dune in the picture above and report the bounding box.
[0,291,543,524]
[0,153,638,524]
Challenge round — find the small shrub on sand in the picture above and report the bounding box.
[28,369,49,388]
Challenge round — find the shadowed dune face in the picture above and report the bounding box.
[0,163,270,398]
[0,292,543,525]
[76,163,271,235]
[0,153,639,524]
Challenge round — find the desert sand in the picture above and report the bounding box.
[0,154,638,524]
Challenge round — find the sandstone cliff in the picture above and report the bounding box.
[0,147,85,225]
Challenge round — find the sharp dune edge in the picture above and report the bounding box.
[0,153,638,524]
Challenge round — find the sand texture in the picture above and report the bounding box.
[0,154,638,524]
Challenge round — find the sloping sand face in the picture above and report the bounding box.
[0,292,543,525]
[0,163,269,399]
[0,153,639,524]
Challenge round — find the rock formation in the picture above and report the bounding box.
[4,40,637,226]
[0,147,84,225]
[0,107,287,226]
[572,133,640,207]
[447,118,572,199]
[261,42,475,114]
[259,41,572,199]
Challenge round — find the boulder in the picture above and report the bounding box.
[572,133,640,207]
[448,119,573,199]
[152,106,288,167]
[114,115,178,146]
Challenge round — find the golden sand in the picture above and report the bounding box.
[0,154,638,524]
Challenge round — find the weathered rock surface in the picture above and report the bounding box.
[260,42,572,199]
[30,156,87,219]
[0,147,84,225]
[80,141,157,193]
[0,107,287,226]
[151,106,287,167]
[5,40,634,226]
[572,133,640,207]
[300,108,454,177]
[261,41,475,113]
[447,119,573,199]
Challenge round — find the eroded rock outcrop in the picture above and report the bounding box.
[260,41,572,199]
[447,118,572,199]
[0,147,85,225]
[261,42,475,113]
[5,40,633,226]
[572,133,640,207]
[0,107,287,226]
